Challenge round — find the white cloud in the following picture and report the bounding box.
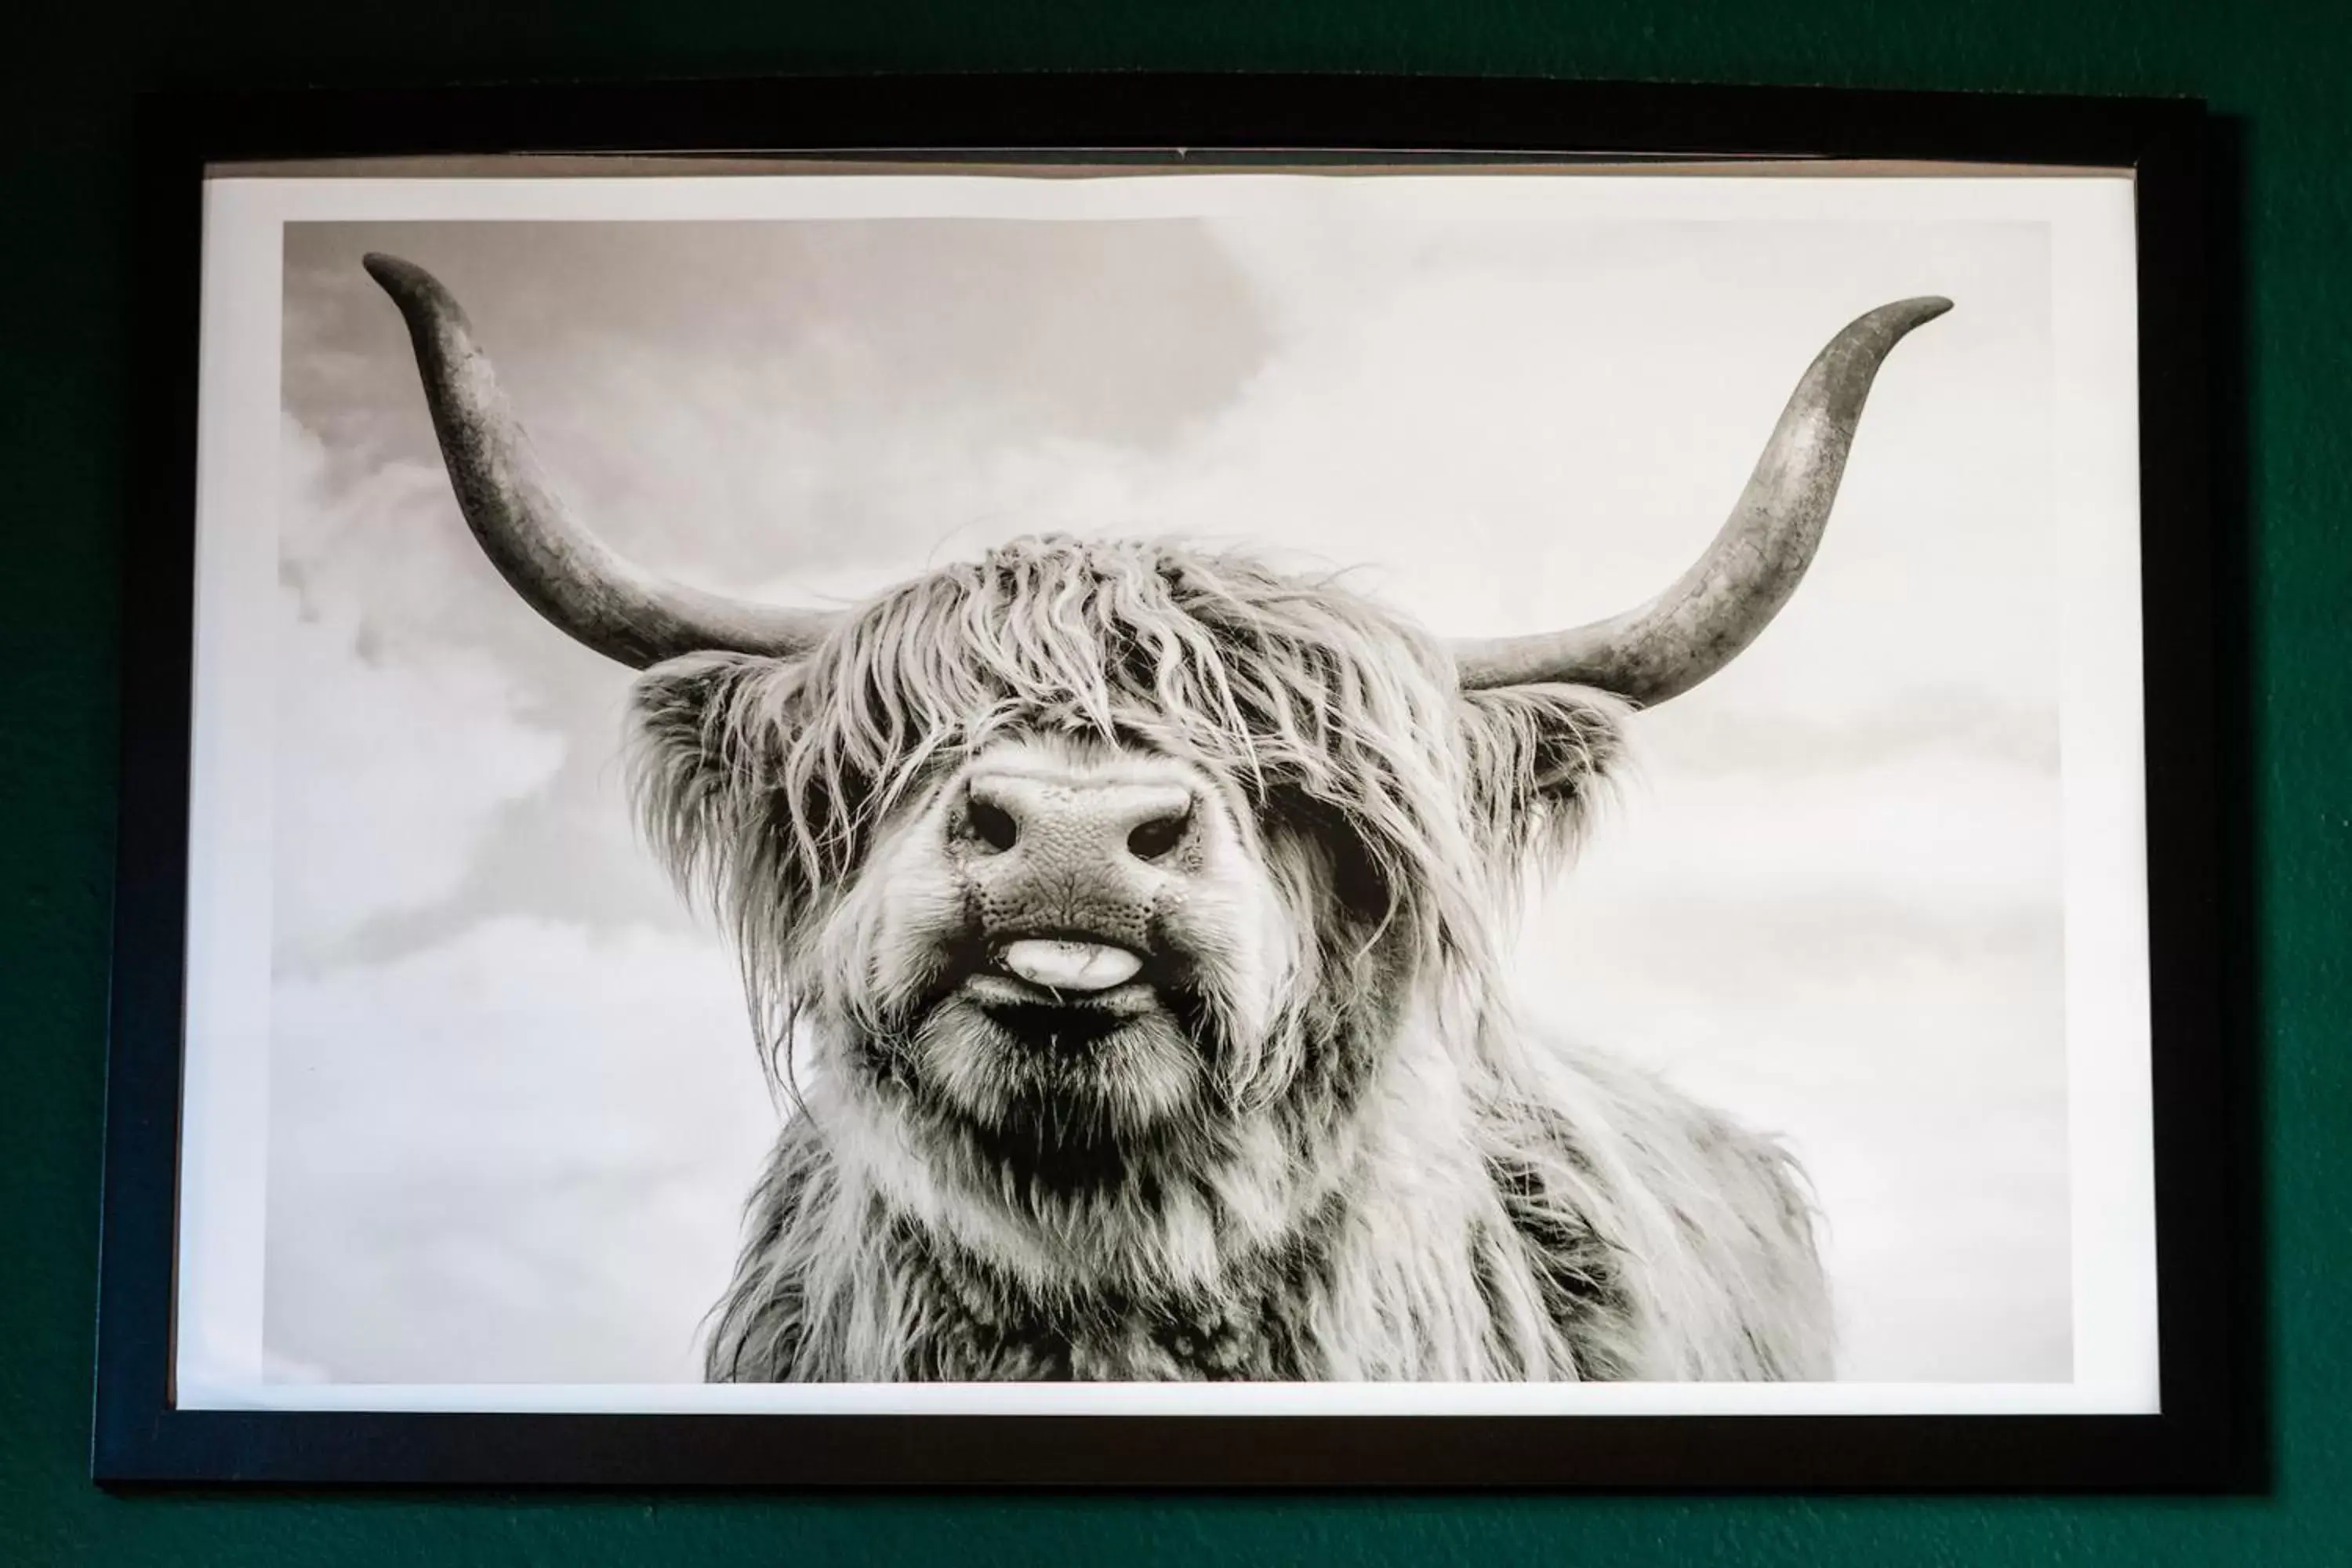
[273,416,566,960]
[267,917,775,1383]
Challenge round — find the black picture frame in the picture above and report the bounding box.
[96,72,2239,1491]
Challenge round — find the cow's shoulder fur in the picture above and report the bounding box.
[703,1019,1831,1384]
[1479,1028,1834,1381]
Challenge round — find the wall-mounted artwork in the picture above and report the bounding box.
[96,75,2234,1489]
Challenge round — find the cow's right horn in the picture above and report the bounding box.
[1450,296,1951,706]
[365,253,843,670]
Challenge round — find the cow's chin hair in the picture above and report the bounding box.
[890,990,1215,1187]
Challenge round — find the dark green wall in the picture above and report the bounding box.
[5,1,2345,1561]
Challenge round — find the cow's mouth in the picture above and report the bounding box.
[960,942,1164,1052]
[901,938,1226,1180]
[921,936,1207,1057]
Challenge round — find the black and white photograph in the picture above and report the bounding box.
[154,158,2163,1428]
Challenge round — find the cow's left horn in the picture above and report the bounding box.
[1451,296,1951,704]
[365,253,842,670]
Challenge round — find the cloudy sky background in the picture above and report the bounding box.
[267,205,2066,1385]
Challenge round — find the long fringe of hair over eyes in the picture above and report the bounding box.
[627,534,1599,1063]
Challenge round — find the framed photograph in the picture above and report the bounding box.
[97,74,2234,1488]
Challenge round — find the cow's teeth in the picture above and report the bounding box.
[996,939,1142,993]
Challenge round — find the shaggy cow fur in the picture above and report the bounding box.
[631,534,1832,1382]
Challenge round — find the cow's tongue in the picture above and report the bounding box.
[995,939,1142,993]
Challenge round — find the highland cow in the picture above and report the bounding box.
[366,252,1948,1383]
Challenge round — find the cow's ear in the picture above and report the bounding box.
[1456,684,1630,860]
[628,652,798,895]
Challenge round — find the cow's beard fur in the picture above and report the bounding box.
[700,870,1834,1384]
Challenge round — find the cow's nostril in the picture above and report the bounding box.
[1126,808,1189,862]
[967,796,1020,853]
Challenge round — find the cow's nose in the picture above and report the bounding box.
[960,772,1196,866]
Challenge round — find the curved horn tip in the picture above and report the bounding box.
[1863,295,1956,339]
[361,252,463,320]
